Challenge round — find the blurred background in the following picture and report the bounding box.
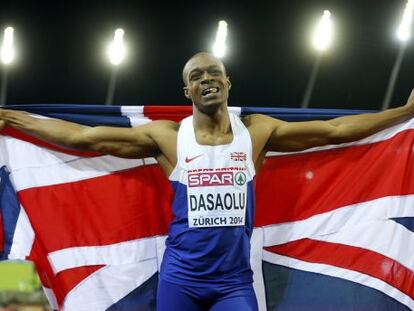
[0,1,412,110]
[0,262,49,310]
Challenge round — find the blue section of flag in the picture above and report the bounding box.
[391,217,414,233]
[241,107,373,121]
[106,273,158,311]
[262,261,408,311]
[7,104,374,125]
[45,113,132,127]
[8,104,122,114]
[8,104,132,127]
[0,166,22,260]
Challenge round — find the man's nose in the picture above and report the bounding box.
[201,71,214,83]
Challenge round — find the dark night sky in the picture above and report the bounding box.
[0,0,413,110]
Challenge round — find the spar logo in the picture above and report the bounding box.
[235,172,246,185]
[188,172,233,187]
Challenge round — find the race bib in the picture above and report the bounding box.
[187,167,247,228]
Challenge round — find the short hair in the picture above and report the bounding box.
[182,52,226,85]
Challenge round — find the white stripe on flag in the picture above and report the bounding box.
[5,139,146,191]
[155,236,167,272]
[8,206,35,260]
[250,228,266,311]
[120,106,152,127]
[48,237,158,274]
[263,194,414,246]
[263,250,414,310]
[42,286,59,310]
[62,259,158,311]
[267,117,414,157]
[0,136,80,171]
[310,219,414,271]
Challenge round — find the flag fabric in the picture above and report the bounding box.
[0,104,412,311]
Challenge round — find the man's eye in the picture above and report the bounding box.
[190,74,201,81]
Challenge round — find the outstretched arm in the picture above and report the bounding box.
[269,91,414,152]
[246,90,414,155]
[0,109,175,158]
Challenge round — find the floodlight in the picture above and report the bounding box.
[107,28,126,66]
[312,10,333,51]
[1,27,15,65]
[212,20,228,58]
[397,0,414,41]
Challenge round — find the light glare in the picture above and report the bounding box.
[397,0,414,41]
[107,28,126,66]
[312,10,333,51]
[212,20,228,58]
[1,27,15,65]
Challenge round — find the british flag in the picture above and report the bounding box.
[231,151,247,161]
[0,104,412,310]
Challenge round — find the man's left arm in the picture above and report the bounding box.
[266,90,414,152]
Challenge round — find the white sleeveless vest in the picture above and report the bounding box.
[161,112,257,285]
[169,112,256,228]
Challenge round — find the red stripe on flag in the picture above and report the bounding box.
[144,106,192,122]
[29,239,104,307]
[19,165,173,252]
[255,129,414,227]
[54,265,104,306]
[266,239,414,299]
[1,127,100,157]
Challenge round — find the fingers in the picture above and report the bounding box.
[404,89,414,108]
[408,89,414,102]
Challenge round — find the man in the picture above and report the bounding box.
[0,52,413,311]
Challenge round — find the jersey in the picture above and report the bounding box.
[160,112,256,286]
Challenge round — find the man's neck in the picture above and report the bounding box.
[192,104,231,136]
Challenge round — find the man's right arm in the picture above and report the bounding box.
[0,109,173,159]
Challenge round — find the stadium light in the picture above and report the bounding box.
[105,28,127,105]
[396,0,414,41]
[382,0,414,110]
[107,28,126,66]
[302,10,334,108]
[0,26,15,106]
[212,21,228,58]
[312,10,333,52]
[1,27,15,65]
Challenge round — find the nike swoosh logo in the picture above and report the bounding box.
[185,154,204,163]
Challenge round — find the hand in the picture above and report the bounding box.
[403,89,414,113]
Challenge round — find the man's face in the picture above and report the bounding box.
[183,54,231,114]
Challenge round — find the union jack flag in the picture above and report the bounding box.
[0,104,412,310]
[231,151,247,161]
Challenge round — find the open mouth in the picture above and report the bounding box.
[201,87,219,97]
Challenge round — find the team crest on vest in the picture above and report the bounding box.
[231,152,246,161]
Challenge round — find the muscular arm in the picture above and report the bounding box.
[246,90,414,155]
[0,109,176,159]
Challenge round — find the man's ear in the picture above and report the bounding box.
[183,87,190,99]
[227,77,232,90]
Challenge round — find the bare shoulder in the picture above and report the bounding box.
[242,113,284,130]
[240,114,285,166]
[140,119,179,176]
[144,119,179,133]
[242,113,265,127]
[143,119,179,150]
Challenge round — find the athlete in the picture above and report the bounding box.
[1,52,414,311]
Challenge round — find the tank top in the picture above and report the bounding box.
[160,112,256,286]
